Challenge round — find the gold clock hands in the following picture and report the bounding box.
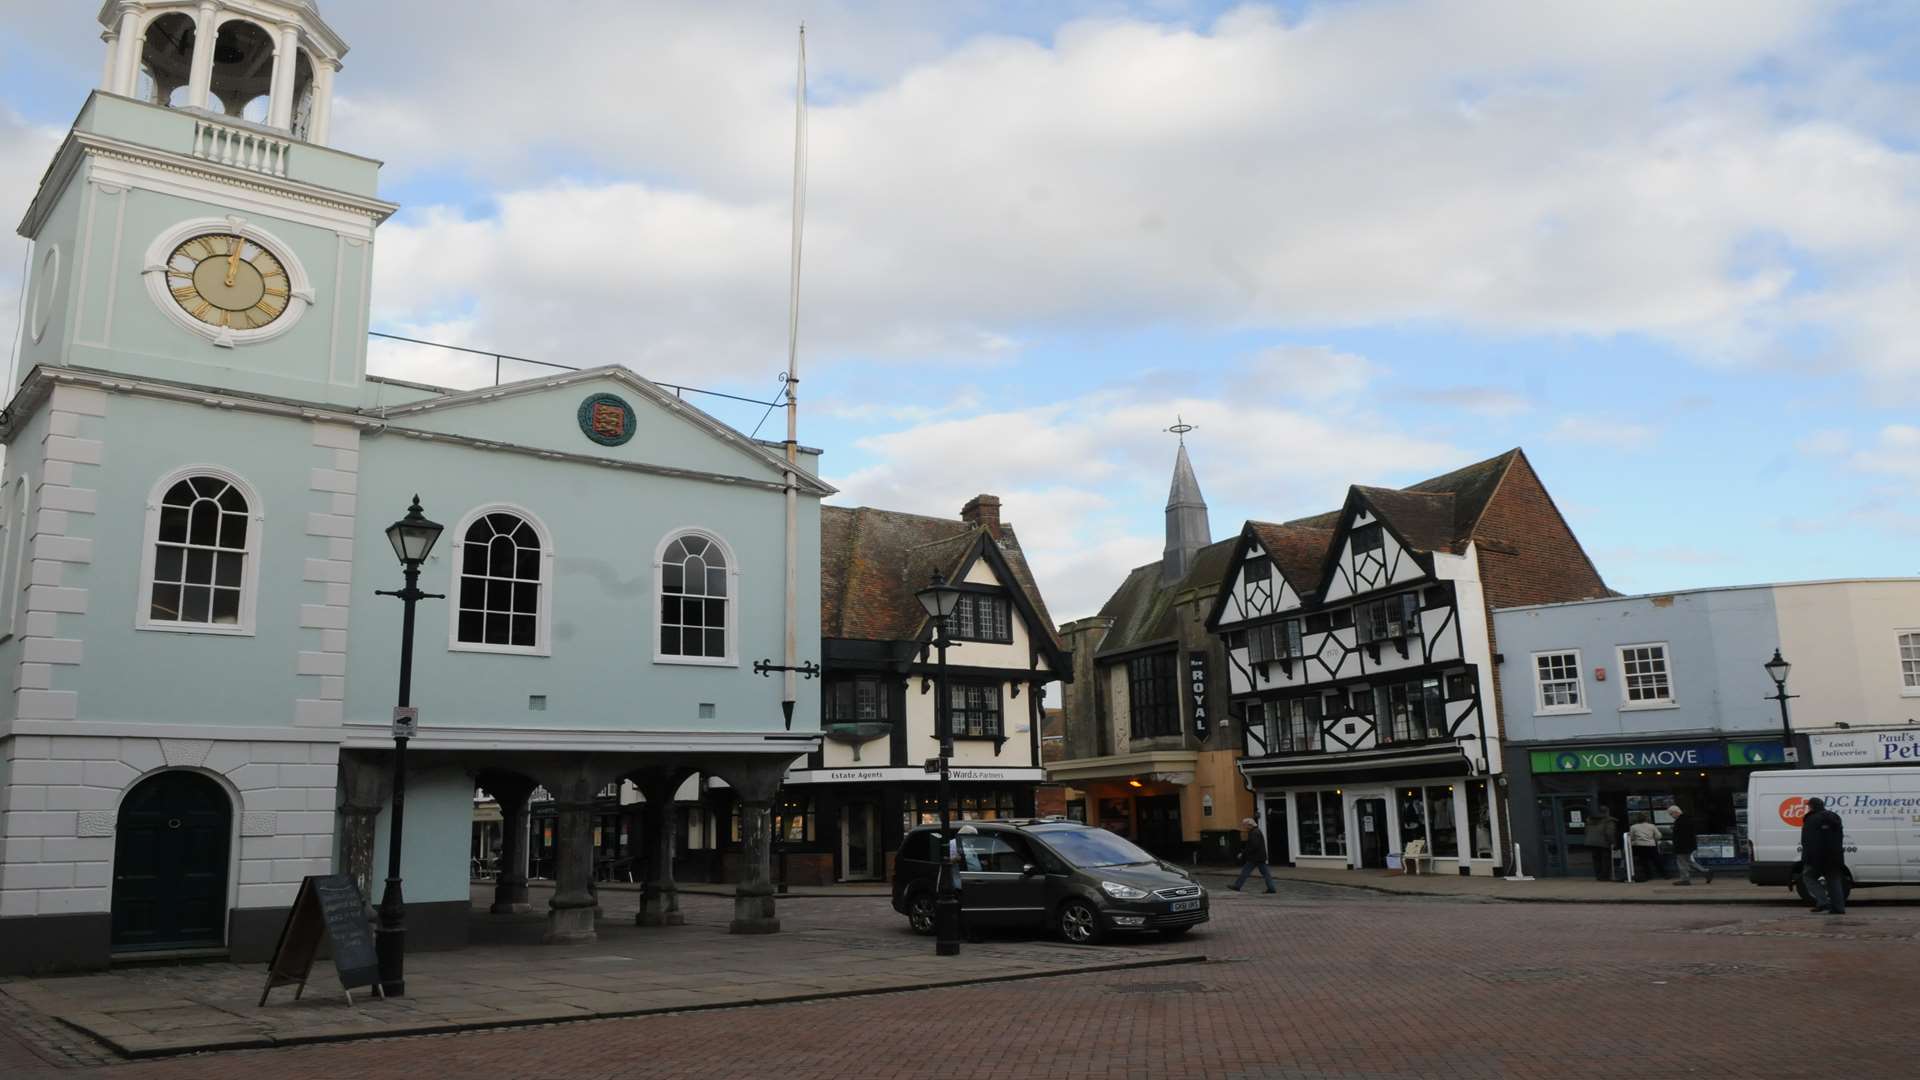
[225,237,243,288]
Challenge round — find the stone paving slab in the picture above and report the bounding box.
[0,890,1199,1060]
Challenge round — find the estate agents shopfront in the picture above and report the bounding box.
[1509,739,1790,878]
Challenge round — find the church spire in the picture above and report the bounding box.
[1162,419,1211,585]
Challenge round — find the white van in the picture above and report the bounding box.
[1747,767,1920,897]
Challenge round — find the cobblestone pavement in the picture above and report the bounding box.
[5,881,1919,1079]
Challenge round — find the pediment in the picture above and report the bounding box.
[376,367,830,493]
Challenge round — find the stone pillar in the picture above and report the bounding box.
[478,771,537,915]
[712,759,790,935]
[543,766,598,944]
[111,4,142,96]
[309,60,337,144]
[633,771,687,927]
[268,23,299,129]
[185,2,216,108]
[337,751,391,914]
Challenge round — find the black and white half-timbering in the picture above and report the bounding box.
[1206,451,1611,877]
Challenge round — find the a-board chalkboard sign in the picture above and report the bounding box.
[259,874,384,1006]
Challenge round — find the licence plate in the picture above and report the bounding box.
[1170,899,1201,912]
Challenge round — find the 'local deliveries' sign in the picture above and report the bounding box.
[1808,730,1920,766]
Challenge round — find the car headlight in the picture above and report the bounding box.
[1100,881,1149,900]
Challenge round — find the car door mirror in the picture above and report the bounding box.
[1022,863,1041,877]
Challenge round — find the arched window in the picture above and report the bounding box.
[449,506,551,655]
[138,469,261,634]
[655,531,735,664]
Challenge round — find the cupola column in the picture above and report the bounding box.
[185,1,218,108]
[99,30,119,90]
[268,22,300,128]
[109,3,142,96]
[309,59,338,144]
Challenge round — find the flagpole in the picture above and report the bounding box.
[780,24,807,729]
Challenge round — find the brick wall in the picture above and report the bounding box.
[1470,451,1611,742]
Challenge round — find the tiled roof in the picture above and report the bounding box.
[1247,522,1337,589]
[1094,538,1239,657]
[820,505,1063,651]
[1352,487,1461,553]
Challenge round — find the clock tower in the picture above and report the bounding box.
[15,0,395,407]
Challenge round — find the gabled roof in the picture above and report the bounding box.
[1246,521,1337,590]
[1210,447,1606,617]
[371,364,834,497]
[820,505,1066,660]
[1094,537,1239,657]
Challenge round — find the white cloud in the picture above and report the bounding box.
[1850,424,1920,480]
[327,0,1920,396]
[1420,387,1533,417]
[1795,428,1852,456]
[1241,345,1376,401]
[828,380,1469,620]
[1547,415,1659,450]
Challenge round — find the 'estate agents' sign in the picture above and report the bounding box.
[1529,741,1784,774]
[1809,730,1920,766]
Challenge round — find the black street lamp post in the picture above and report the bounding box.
[916,570,963,957]
[373,496,444,998]
[1764,648,1801,766]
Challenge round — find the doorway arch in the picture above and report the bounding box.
[111,770,233,951]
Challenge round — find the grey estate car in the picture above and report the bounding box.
[889,820,1208,944]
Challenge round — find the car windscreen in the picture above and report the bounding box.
[1035,828,1159,869]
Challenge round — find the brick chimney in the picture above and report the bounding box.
[960,493,1003,538]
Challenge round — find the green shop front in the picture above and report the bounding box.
[1509,738,1790,879]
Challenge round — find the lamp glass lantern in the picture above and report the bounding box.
[1764,648,1791,690]
[916,570,963,621]
[385,495,445,566]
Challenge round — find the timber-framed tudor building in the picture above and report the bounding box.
[1207,450,1610,876]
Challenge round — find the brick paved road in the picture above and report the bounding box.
[5,882,1918,1079]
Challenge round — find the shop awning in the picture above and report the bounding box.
[1046,749,1200,784]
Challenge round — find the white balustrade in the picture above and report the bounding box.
[190,118,291,178]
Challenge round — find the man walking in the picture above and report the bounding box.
[1229,817,1276,894]
[1669,804,1714,885]
[1583,805,1619,881]
[1799,798,1847,915]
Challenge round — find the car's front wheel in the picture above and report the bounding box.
[1057,898,1103,945]
[906,891,936,935]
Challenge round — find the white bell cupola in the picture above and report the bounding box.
[97,0,349,145]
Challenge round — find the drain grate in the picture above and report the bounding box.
[1107,980,1215,995]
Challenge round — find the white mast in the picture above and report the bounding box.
[780,24,808,728]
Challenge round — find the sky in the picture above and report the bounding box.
[2,1,1917,622]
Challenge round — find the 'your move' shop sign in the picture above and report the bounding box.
[1529,742,1786,773]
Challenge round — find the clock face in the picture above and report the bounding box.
[164,233,290,332]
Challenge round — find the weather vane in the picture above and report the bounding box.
[1165,414,1197,446]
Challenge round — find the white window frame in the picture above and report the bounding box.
[652,527,739,667]
[135,465,264,636]
[447,503,555,657]
[1530,649,1588,716]
[1898,629,1920,697]
[1615,641,1676,709]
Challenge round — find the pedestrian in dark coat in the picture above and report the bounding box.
[1230,817,1276,893]
[1669,805,1714,885]
[1799,798,1848,915]
[1583,806,1619,881]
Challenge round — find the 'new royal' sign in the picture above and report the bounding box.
[1188,651,1210,741]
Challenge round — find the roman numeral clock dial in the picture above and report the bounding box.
[165,233,290,331]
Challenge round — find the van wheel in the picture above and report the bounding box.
[1793,876,1812,904]
[1057,899,1103,945]
[906,891,936,935]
